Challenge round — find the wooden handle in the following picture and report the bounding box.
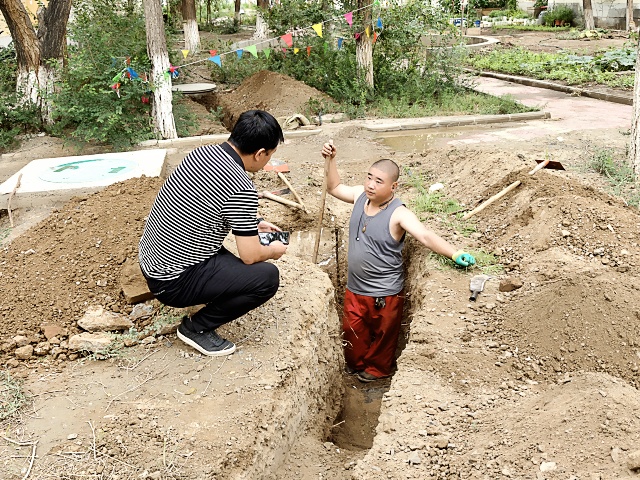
[528,159,550,175]
[462,180,521,220]
[312,139,333,264]
[261,191,305,210]
[277,172,308,213]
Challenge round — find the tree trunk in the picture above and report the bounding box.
[627,0,635,31]
[0,0,71,123]
[144,0,178,140]
[356,0,374,89]
[254,11,268,39]
[629,35,640,179]
[583,0,595,29]
[234,0,242,28]
[182,0,200,52]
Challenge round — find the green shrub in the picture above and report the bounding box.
[544,5,575,26]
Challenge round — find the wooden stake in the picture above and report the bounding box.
[276,172,308,213]
[261,191,305,210]
[7,173,23,228]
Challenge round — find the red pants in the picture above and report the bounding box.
[342,289,404,378]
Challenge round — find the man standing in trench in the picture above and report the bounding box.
[321,143,475,382]
[139,110,287,356]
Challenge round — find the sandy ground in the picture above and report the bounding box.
[1,31,640,480]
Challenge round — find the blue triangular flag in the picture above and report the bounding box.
[377,17,383,28]
[209,55,222,66]
[338,37,344,49]
[236,49,244,58]
[127,67,139,79]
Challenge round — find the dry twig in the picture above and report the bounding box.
[7,173,23,228]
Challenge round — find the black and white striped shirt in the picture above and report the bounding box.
[139,142,258,280]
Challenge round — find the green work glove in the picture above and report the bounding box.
[452,250,475,267]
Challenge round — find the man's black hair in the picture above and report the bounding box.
[228,110,284,154]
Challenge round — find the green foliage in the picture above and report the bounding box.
[0,370,28,421]
[488,9,530,18]
[588,148,639,208]
[51,0,155,148]
[543,5,575,26]
[465,46,635,88]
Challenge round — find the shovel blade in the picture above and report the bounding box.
[535,159,565,171]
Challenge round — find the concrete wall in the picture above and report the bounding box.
[549,0,636,29]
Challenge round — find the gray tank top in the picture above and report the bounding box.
[347,192,405,296]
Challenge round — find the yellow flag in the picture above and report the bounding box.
[181,49,189,58]
[294,48,299,54]
[312,23,323,37]
[365,27,370,38]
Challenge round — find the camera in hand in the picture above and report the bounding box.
[258,231,290,246]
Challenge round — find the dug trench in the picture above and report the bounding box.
[2,124,640,479]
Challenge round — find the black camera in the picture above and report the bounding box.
[258,231,290,246]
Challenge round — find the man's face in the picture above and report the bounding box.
[248,147,278,172]
[364,167,397,203]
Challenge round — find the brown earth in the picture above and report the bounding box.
[1,37,640,478]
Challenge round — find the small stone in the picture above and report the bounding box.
[13,335,29,347]
[540,461,557,472]
[627,450,640,470]
[561,230,571,237]
[67,433,78,440]
[499,277,523,292]
[407,451,421,465]
[41,325,65,341]
[14,345,34,360]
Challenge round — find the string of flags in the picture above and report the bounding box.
[109,1,385,99]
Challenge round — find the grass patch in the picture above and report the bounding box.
[429,249,504,275]
[0,371,28,421]
[465,46,635,89]
[588,148,640,207]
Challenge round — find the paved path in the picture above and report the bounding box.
[450,76,634,147]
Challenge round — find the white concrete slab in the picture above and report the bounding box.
[172,83,217,94]
[0,149,166,195]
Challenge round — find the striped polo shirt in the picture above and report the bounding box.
[139,142,259,280]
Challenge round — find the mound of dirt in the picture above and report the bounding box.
[213,70,335,129]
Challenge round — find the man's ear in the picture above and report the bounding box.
[392,181,398,191]
[254,148,266,161]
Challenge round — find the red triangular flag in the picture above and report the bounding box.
[355,33,360,40]
[209,49,217,56]
[306,46,312,56]
[373,32,378,43]
[281,33,293,47]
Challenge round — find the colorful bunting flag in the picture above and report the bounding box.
[355,33,360,40]
[306,46,312,56]
[294,48,300,54]
[365,26,370,37]
[127,67,139,79]
[181,49,189,59]
[373,32,378,43]
[338,37,344,49]
[281,33,293,47]
[245,45,258,57]
[209,55,221,66]
[344,12,353,26]
[209,49,218,56]
[312,23,323,37]
[236,49,243,58]
[377,17,383,28]
[263,48,271,59]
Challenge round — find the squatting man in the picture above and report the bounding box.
[321,142,475,383]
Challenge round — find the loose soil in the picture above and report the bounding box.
[1,31,640,479]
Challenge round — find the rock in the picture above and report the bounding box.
[429,183,444,193]
[611,447,622,463]
[14,345,34,360]
[561,229,571,237]
[499,277,523,292]
[627,450,640,470]
[77,306,133,332]
[540,461,557,472]
[41,324,65,340]
[120,259,154,304]
[157,320,180,336]
[435,438,450,449]
[68,332,113,353]
[407,451,421,465]
[379,412,396,433]
[13,335,30,347]
[33,342,51,356]
[130,303,154,320]
[67,433,78,440]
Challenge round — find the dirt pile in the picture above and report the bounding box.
[213,70,335,129]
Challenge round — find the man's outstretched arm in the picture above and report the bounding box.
[321,143,363,204]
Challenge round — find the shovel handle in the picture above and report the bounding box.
[462,180,521,220]
[312,139,333,263]
[528,159,550,175]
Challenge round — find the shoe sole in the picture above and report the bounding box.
[357,373,379,383]
[177,329,236,357]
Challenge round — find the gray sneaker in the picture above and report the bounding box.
[177,322,236,357]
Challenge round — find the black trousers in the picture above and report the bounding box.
[145,247,279,332]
